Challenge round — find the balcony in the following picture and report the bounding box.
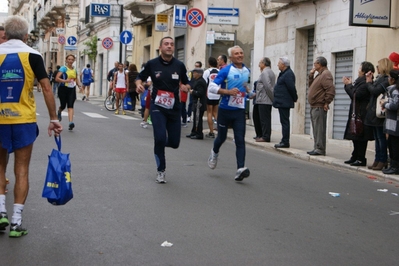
[37,0,65,30]
[163,0,189,5]
[11,0,29,15]
[124,0,156,19]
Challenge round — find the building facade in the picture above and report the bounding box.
[253,0,399,140]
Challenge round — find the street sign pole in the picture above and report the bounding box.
[119,4,123,63]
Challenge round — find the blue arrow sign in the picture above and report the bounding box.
[208,7,239,17]
[67,36,77,46]
[120,30,133,45]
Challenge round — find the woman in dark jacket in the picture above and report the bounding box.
[128,64,139,111]
[342,61,375,166]
[364,58,393,170]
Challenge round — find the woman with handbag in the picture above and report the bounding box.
[364,58,393,170]
[342,61,375,166]
[380,70,399,175]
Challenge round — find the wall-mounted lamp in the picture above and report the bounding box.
[65,14,79,29]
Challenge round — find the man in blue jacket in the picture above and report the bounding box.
[273,57,298,148]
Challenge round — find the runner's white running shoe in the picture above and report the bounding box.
[234,167,250,181]
[156,171,166,184]
[208,149,218,169]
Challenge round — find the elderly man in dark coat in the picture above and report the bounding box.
[186,68,207,139]
[273,57,298,148]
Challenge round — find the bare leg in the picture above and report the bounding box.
[13,144,33,204]
[0,147,7,195]
[68,108,74,123]
[207,105,214,134]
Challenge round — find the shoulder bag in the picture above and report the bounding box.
[376,83,387,118]
[349,91,364,136]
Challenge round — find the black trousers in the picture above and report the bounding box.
[278,108,290,144]
[388,135,399,167]
[351,140,368,161]
[258,104,272,140]
[252,104,262,138]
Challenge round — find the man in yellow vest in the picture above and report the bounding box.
[0,16,63,238]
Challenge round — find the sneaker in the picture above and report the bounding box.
[0,212,9,230]
[208,149,218,169]
[140,121,148,128]
[82,95,86,101]
[68,122,75,131]
[115,110,119,115]
[187,117,191,123]
[156,171,166,184]
[9,223,28,238]
[122,111,126,115]
[57,110,62,122]
[234,167,250,181]
[205,132,215,138]
[181,123,187,128]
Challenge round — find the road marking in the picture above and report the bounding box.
[82,112,108,118]
[116,115,139,120]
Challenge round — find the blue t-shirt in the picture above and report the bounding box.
[82,68,93,83]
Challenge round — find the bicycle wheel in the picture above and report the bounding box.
[104,95,117,111]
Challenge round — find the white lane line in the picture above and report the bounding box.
[82,112,109,118]
[115,115,139,120]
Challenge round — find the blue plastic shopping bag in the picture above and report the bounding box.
[124,94,133,110]
[42,136,73,205]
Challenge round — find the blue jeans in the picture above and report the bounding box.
[213,108,246,169]
[150,102,181,172]
[373,126,388,163]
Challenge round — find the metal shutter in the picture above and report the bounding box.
[333,51,353,139]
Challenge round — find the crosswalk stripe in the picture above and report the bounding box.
[115,115,139,120]
[82,112,108,118]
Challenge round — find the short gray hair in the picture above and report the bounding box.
[227,45,243,57]
[261,57,271,67]
[4,16,28,41]
[279,57,290,67]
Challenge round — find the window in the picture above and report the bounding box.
[146,24,152,37]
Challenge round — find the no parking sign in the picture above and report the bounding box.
[102,37,113,50]
[186,8,204,28]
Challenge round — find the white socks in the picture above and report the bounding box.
[11,204,24,225]
[0,195,6,213]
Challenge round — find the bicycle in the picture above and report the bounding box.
[104,91,121,111]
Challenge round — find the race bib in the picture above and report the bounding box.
[228,91,246,109]
[67,79,76,88]
[155,90,175,109]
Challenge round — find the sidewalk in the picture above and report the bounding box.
[87,96,398,183]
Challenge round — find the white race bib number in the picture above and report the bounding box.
[155,90,175,109]
[67,79,76,88]
[228,92,246,109]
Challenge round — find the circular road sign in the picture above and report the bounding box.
[186,8,204,28]
[102,37,113,50]
[58,36,66,45]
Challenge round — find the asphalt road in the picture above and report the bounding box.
[1,92,399,265]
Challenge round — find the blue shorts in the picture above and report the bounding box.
[0,123,39,153]
[82,82,91,86]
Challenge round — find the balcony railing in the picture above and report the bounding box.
[125,0,156,19]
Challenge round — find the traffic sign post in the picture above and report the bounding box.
[102,37,113,50]
[120,31,133,45]
[186,8,204,28]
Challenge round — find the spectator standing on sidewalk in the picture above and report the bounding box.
[187,61,202,123]
[136,36,190,183]
[273,57,297,147]
[307,56,336,156]
[207,45,251,182]
[0,15,63,237]
[186,68,207,139]
[127,63,139,111]
[380,69,399,175]
[364,58,392,170]
[203,57,220,138]
[113,62,129,115]
[217,54,228,70]
[52,65,60,97]
[342,61,375,167]
[254,57,275,143]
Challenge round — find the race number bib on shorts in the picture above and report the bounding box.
[155,90,175,109]
[228,92,246,109]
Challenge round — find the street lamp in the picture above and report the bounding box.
[65,14,79,28]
